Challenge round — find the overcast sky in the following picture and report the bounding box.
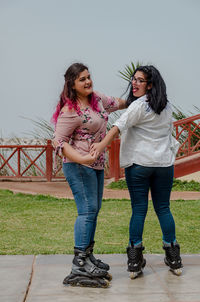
[0,0,200,137]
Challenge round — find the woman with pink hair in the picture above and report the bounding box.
[52,62,126,287]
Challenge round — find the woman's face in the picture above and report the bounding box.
[73,69,93,98]
[132,71,151,98]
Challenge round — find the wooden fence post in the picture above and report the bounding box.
[46,140,53,181]
[17,147,21,177]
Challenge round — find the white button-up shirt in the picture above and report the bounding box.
[113,95,179,168]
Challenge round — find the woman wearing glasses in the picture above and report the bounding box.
[90,65,183,278]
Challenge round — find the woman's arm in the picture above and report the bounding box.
[90,126,119,154]
[53,140,99,165]
[116,98,127,110]
[95,91,126,111]
[63,142,99,164]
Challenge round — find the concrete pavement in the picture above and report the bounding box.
[1,254,200,302]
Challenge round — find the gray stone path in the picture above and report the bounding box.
[1,254,200,302]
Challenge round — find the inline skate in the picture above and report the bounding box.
[86,242,112,281]
[163,242,183,276]
[63,248,110,288]
[127,243,146,279]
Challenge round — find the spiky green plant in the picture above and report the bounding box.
[172,105,187,120]
[20,116,54,140]
[118,61,141,82]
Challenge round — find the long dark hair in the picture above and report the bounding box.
[51,63,99,124]
[126,65,168,114]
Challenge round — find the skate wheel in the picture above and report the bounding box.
[130,271,141,279]
[171,268,182,276]
[64,275,110,288]
[63,272,74,285]
[96,278,110,288]
[79,277,109,288]
[105,272,112,281]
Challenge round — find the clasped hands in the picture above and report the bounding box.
[88,142,104,163]
[52,139,104,165]
[73,142,103,165]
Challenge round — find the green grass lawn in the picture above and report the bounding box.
[107,178,200,191]
[0,189,199,255]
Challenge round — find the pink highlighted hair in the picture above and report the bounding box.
[51,63,100,125]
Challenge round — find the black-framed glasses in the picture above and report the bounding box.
[132,76,148,85]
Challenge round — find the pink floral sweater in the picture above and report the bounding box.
[53,92,119,170]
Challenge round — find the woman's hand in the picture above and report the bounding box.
[90,142,105,155]
[80,151,99,165]
[117,97,127,109]
[90,126,120,157]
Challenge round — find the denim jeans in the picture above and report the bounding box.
[63,163,104,251]
[125,164,176,245]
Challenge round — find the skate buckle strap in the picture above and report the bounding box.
[75,251,87,258]
[89,265,99,274]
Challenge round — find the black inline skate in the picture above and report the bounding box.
[127,243,146,279]
[63,248,110,288]
[86,242,112,281]
[163,242,183,276]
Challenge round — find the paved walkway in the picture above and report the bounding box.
[0,180,200,200]
[1,254,200,302]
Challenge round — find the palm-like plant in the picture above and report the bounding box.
[20,116,54,140]
[118,61,141,82]
[172,105,187,121]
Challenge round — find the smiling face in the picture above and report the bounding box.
[73,69,93,98]
[132,71,151,98]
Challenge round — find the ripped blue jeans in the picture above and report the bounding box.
[63,163,104,251]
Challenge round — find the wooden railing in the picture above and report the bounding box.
[0,115,200,181]
[173,114,200,159]
[0,140,55,181]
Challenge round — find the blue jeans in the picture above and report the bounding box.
[63,163,104,251]
[125,164,176,245]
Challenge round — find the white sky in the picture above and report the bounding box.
[0,0,200,137]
